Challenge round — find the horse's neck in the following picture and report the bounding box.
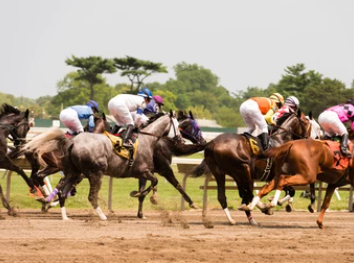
[142,116,170,136]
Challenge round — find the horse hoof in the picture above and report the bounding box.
[7,209,16,217]
[189,203,198,209]
[150,195,158,205]
[130,190,140,197]
[268,196,274,202]
[229,220,236,225]
[238,204,250,211]
[35,196,47,204]
[249,218,258,226]
[285,204,293,213]
[308,205,314,213]
[262,208,273,215]
[316,220,324,229]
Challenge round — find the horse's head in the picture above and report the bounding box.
[177,110,206,145]
[92,113,112,134]
[141,111,182,143]
[270,109,311,147]
[305,111,322,139]
[0,104,30,147]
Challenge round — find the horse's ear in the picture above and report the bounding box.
[189,111,194,120]
[297,108,302,117]
[177,110,183,120]
[102,112,106,121]
[169,109,173,117]
[24,109,29,119]
[308,111,313,120]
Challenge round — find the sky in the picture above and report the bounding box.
[0,0,353,99]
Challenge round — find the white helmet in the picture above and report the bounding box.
[285,96,299,108]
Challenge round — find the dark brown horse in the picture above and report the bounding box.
[135,110,207,219]
[189,110,314,225]
[0,103,32,214]
[254,138,354,229]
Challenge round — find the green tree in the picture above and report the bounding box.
[113,56,168,93]
[65,56,116,100]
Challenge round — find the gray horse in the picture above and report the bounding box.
[23,112,181,220]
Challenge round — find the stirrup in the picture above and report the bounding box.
[123,140,133,148]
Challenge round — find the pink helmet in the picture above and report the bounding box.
[153,95,164,106]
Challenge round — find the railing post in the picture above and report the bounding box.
[181,174,188,211]
[108,176,113,210]
[349,185,353,212]
[6,171,12,201]
[202,174,211,216]
[317,181,323,212]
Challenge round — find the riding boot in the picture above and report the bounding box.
[111,125,121,134]
[123,124,134,148]
[340,134,352,158]
[258,132,269,151]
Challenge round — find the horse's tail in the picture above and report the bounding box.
[21,127,68,167]
[164,138,208,156]
[265,141,294,163]
[187,159,211,178]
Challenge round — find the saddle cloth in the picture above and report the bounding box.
[104,131,139,159]
[242,133,262,155]
[322,140,353,170]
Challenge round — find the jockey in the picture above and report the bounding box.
[59,100,99,135]
[151,95,165,113]
[108,87,156,148]
[240,93,284,150]
[272,96,300,123]
[318,99,354,158]
[143,95,164,117]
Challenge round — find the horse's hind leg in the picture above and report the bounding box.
[87,171,107,220]
[308,183,316,213]
[0,184,15,216]
[317,184,336,229]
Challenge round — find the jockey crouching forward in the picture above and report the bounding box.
[240,93,284,150]
[318,98,354,158]
[272,96,300,123]
[108,87,158,148]
[59,100,99,135]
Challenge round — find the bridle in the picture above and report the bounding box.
[139,114,182,144]
[0,120,30,147]
[179,117,204,144]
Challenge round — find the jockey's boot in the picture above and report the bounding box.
[258,132,270,151]
[122,124,134,148]
[111,125,121,134]
[340,134,353,158]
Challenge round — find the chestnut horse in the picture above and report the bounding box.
[253,138,354,229]
[189,110,315,225]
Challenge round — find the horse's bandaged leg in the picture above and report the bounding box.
[45,188,58,202]
[271,190,281,207]
[278,195,291,206]
[223,208,235,225]
[61,207,69,220]
[248,196,260,210]
[95,207,107,220]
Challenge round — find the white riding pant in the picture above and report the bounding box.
[108,96,135,126]
[59,108,84,134]
[240,99,268,136]
[318,111,347,137]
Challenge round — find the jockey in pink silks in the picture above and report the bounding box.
[318,98,354,158]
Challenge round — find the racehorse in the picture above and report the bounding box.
[253,136,354,229]
[135,110,207,219]
[188,110,317,225]
[0,103,32,214]
[22,112,182,220]
[24,113,111,196]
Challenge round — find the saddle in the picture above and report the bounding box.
[321,140,353,170]
[104,131,139,160]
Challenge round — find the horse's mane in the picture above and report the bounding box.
[141,112,166,128]
[275,112,293,127]
[0,103,21,118]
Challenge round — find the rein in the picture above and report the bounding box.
[0,121,29,147]
[270,115,310,140]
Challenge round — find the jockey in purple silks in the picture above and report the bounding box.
[318,98,354,158]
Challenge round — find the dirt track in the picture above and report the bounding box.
[0,208,353,263]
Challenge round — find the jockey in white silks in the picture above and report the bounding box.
[59,100,99,135]
[108,87,159,148]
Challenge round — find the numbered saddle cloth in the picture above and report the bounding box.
[104,131,139,159]
[322,140,353,170]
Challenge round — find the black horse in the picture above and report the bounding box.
[0,103,32,214]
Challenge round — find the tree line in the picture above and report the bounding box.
[1,56,353,128]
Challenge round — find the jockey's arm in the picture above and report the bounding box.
[88,115,95,132]
[264,108,276,124]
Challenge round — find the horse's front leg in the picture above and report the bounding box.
[316,184,336,229]
[137,177,147,219]
[88,171,106,220]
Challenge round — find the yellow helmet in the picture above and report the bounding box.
[269,93,284,106]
